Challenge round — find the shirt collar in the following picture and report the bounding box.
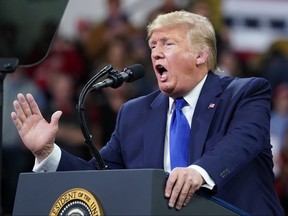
[168,74,208,113]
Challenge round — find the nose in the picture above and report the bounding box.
[151,46,164,60]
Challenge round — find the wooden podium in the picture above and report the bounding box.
[13,169,247,215]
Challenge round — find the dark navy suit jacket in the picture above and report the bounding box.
[58,72,284,215]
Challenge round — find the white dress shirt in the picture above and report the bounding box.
[163,75,214,189]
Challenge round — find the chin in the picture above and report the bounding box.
[159,87,175,97]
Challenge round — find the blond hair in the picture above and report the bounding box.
[147,10,217,71]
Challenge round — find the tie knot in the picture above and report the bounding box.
[174,98,187,110]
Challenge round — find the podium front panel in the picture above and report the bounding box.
[13,169,240,215]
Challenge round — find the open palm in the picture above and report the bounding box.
[11,93,62,160]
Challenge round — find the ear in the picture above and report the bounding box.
[196,49,209,66]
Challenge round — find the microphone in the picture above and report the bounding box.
[91,64,145,90]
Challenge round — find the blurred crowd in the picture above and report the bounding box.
[1,0,288,215]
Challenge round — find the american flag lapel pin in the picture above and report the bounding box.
[208,103,215,109]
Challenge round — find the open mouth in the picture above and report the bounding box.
[155,64,168,81]
[156,65,167,75]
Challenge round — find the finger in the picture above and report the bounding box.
[168,178,184,209]
[183,188,194,207]
[50,111,62,127]
[169,177,185,209]
[17,93,32,118]
[175,181,191,209]
[11,111,23,131]
[165,172,177,198]
[26,93,42,116]
[13,99,26,123]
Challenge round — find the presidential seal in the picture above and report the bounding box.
[50,188,104,216]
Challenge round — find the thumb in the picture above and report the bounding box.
[50,111,62,127]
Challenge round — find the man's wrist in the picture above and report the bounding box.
[34,144,55,163]
[189,164,215,190]
[33,144,61,172]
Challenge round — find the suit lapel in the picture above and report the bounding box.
[190,72,222,162]
[143,93,168,168]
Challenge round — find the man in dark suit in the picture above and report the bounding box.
[12,11,284,215]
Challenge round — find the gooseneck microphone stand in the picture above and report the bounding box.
[76,64,114,170]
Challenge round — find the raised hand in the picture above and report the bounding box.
[11,93,62,162]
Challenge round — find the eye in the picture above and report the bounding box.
[165,41,174,47]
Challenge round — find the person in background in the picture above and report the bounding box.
[84,0,139,62]
[11,11,284,215]
[274,126,288,215]
[43,71,92,160]
[270,83,288,177]
[261,40,288,91]
[88,36,143,148]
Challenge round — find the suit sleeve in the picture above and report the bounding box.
[193,77,272,189]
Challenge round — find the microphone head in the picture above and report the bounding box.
[125,64,145,82]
